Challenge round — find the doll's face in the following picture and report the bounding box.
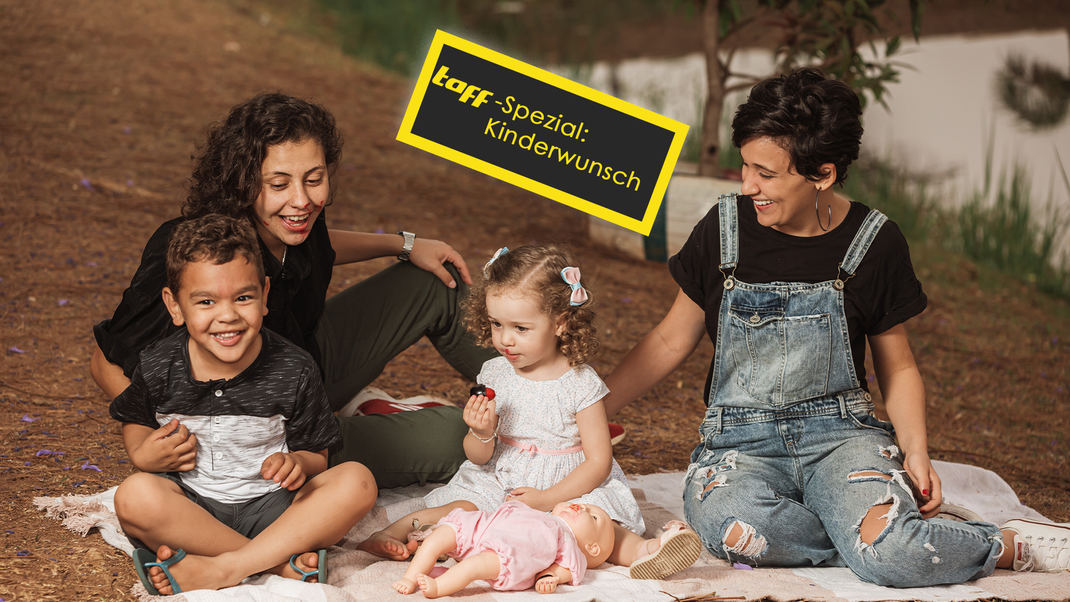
[552,502,615,567]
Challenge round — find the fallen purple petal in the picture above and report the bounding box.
[16,550,28,557]
[35,450,53,457]
[57,299,68,306]
[9,346,26,354]
[80,178,93,190]
[24,462,31,466]
[20,414,37,422]
[81,462,101,471]
[86,261,98,267]
[733,563,753,570]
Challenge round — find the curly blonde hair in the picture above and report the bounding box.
[461,245,598,366]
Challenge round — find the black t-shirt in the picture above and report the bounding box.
[93,212,336,377]
[668,195,927,398]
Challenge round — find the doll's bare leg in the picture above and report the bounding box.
[609,523,647,565]
[362,500,476,560]
[417,551,500,599]
[393,525,458,594]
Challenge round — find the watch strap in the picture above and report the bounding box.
[397,231,415,261]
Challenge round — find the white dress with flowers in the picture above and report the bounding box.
[424,357,645,534]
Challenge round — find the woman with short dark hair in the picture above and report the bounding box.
[600,68,1064,584]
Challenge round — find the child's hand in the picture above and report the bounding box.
[534,564,571,594]
[262,452,307,491]
[131,419,197,473]
[463,393,497,440]
[535,573,559,594]
[505,487,555,511]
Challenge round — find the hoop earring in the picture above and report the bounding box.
[816,188,831,232]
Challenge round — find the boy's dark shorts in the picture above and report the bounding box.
[126,472,298,551]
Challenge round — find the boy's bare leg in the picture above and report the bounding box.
[115,473,251,557]
[393,524,459,594]
[141,462,376,594]
[360,500,477,560]
[417,551,500,599]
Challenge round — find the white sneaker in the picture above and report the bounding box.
[1000,519,1070,572]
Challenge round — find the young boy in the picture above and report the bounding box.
[109,214,376,595]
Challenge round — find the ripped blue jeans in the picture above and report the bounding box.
[683,395,1004,587]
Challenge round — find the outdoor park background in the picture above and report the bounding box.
[1,1,1067,599]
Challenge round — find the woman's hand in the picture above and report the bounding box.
[870,325,941,517]
[409,238,473,288]
[328,230,472,287]
[903,451,943,518]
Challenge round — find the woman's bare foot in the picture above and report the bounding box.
[392,577,417,594]
[416,573,440,598]
[358,530,418,560]
[147,545,239,594]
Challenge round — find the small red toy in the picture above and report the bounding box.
[469,385,496,400]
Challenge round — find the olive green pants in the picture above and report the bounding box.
[318,261,497,489]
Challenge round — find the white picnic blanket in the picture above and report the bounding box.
[35,461,1068,602]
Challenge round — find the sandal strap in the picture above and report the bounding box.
[145,549,187,594]
[289,551,325,582]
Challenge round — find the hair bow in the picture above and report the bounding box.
[482,247,509,279]
[560,267,588,306]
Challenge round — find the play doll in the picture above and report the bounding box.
[393,500,615,597]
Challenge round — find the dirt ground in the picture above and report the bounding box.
[0,0,1067,600]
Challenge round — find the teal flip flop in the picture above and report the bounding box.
[133,547,186,595]
[289,548,328,583]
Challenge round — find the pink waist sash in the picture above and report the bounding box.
[498,435,583,457]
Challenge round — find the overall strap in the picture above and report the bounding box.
[834,209,887,290]
[717,193,740,289]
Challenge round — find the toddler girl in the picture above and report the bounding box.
[360,245,699,578]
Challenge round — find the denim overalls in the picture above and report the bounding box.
[682,194,1003,587]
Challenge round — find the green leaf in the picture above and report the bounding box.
[885,35,901,57]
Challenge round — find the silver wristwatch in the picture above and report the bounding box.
[397,231,416,261]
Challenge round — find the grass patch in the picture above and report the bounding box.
[307,0,669,75]
[846,154,1070,300]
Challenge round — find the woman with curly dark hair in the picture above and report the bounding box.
[91,92,496,489]
[597,67,1067,585]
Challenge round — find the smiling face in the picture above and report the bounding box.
[486,289,570,381]
[252,138,329,261]
[551,502,615,567]
[162,257,269,382]
[740,136,835,237]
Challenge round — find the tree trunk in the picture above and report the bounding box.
[699,0,726,177]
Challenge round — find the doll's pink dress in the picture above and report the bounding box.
[424,357,645,534]
[438,501,587,590]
